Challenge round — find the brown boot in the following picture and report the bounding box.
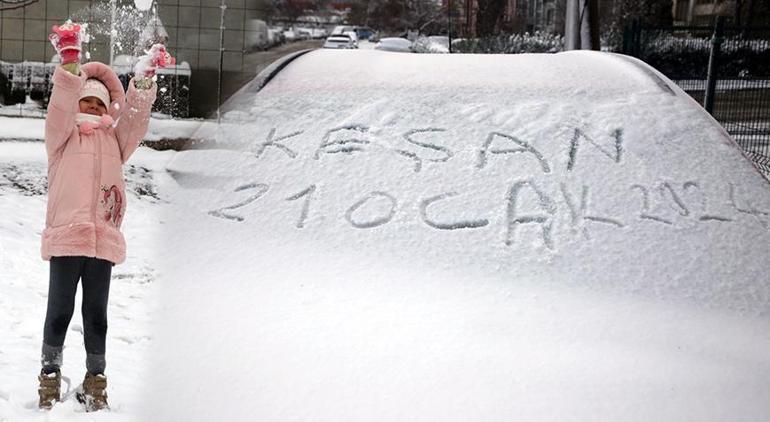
[38,369,61,410]
[76,372,109,412]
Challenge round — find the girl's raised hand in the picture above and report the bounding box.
[134,44,176,79]
[49,20,87,65]
[133,44,175,89]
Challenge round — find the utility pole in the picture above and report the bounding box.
[564,0,599,50]
[109,0,116,65]
[447,0,452,53]
[565,0,579,49]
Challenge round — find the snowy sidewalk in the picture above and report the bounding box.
[0,141,176,421]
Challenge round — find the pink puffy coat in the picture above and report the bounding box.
[41,62,156,265]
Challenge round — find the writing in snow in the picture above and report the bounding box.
[249,125,623,173]
[204,125,770,251]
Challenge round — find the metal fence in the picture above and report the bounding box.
[622,19,770,166]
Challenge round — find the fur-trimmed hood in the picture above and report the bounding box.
[80,61,126,120]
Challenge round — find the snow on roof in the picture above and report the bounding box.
[153,50,770,420]
[260,49,673,95]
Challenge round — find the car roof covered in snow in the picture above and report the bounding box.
[263,49,674,95]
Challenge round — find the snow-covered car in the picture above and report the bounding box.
[149,50,770,420]
[356,27,375,40]
[282,29,297,42]
[267,27,285,46]
[332,25,375,41]
[295,27,326,40]
[428,35,449,50]
[323,34,357,49]
[267,27,286,45]
[375,37,413,52]
[331,25,355,35]
[312,27,328,39]
[343,30,359,48]
[245,19,270,51]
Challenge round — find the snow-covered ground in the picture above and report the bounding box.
[2,49,770,421]
[0,142,176,421]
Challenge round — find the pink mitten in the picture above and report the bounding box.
[134,44,176,79]
[49,21,85,65]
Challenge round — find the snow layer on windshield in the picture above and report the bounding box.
[171,49,770,311]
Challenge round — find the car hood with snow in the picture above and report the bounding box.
[147,50,770,421]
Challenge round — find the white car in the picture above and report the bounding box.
[343,30,359,48]
[282,29,297,41]
[375,37,413,52]
[150,50,770,420]
[331,25,355,35]
[323,34,357,49]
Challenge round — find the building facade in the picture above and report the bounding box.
[0,0,263,117]
[524,0,564,33]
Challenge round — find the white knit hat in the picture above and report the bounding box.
[79,78,110,108]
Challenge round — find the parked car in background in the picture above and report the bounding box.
[332,25,375,41]
[375,37,413,52]
[283,29,298,42]
[267,27,285,46]
[246,19,270,51]
[295,27,327,40]
[343,31,359,48]
[323,34,357,49]
[331,25,355,35]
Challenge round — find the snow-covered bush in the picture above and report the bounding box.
[412,36,449,54]
[452,32,564,54]
[636,32,770,79]
[605,29,770,78]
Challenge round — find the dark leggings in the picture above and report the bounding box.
[42,256,112,375]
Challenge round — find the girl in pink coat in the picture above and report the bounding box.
[37,21,172,412]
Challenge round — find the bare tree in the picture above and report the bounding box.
[735,0,770,29]
[276,0,314,24]
[253,0,279,23]
[476,0,506,36]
